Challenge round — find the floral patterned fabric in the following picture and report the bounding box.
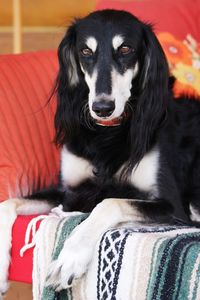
[158,32,200,98]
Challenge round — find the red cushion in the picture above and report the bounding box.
[9,215,40,283]
[96,0,200,40]
[0,51,60,202]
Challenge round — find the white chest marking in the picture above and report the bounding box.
[130,147,160,195]
[61,146,94,187]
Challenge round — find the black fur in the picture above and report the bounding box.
[31,10,200,226]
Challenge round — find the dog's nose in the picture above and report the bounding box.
[92,100,115,117]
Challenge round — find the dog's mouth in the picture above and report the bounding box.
[95,112,129,127]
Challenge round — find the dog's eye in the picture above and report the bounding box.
[118,45,132,55]
[80,48,93,57]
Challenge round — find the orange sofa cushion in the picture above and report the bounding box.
[0,51,60,201]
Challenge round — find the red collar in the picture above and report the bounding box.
[95,112,130,127]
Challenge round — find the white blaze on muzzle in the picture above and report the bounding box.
[84,62,139,121]
[110,63,139,119]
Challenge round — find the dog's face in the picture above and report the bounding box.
[58,10,155,127]
[55,9,169,152]
[75,12,143,125]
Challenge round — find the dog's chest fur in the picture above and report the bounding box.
[61,145,160,195]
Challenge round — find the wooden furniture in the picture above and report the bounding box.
[13,0,22,53]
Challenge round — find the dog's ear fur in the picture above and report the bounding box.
[129,23,170,168]
[54,21,88,145]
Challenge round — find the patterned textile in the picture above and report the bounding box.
[31,212,200,300]
[157,33,200,98]
[96,226,200,300]
[32,213,89,300]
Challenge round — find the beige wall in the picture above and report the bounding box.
[0,0,96,26]
[0,0,96,54]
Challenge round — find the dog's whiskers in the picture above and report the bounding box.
[81,103,95,130]
[126,101,134,113]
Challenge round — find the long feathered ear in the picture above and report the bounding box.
[130,23,170,168]
[54,21,88,146]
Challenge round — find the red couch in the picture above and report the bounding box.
[0,51,60,283]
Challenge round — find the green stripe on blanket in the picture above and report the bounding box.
[41,213,89,300]
[145,232,200,300]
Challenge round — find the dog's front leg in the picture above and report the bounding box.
[46,197,172,290]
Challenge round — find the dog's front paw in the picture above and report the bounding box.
[0,280,9,299]
[46,235,93,291]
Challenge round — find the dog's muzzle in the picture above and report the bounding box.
[91,99,131,127]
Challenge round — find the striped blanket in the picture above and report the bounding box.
[30,212,200,300]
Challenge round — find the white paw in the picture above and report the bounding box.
[0,280,9,299]
[46,234,93,290]
[50,205,82,218]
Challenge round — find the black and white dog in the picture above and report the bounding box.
[1,9,200,295]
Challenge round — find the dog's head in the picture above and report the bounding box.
[55,9,169,157]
